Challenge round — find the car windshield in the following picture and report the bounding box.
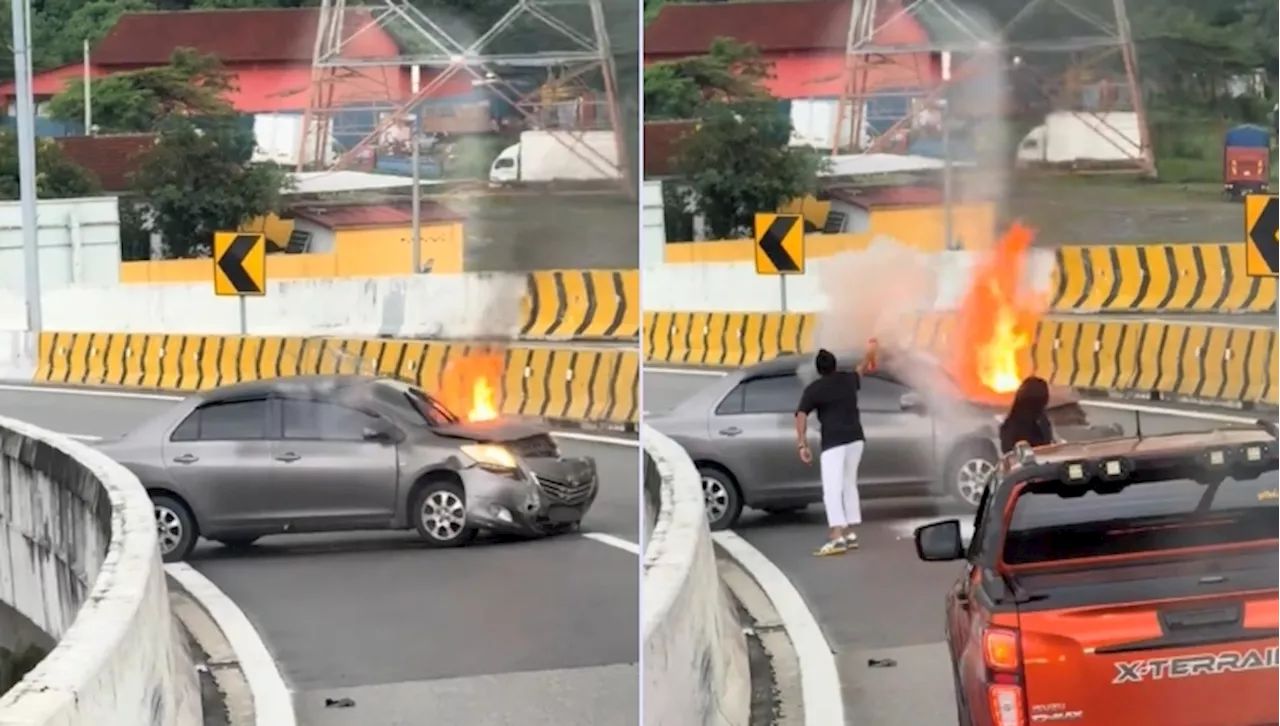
[377,380,460,426]
[1001,461,1278,565]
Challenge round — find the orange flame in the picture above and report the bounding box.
[439,351,504,423]
[950,223,1045,398]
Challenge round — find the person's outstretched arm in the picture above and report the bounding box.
[795,385,815,463]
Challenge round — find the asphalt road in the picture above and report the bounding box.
[0,386,640,726]
[643,368,1262,725]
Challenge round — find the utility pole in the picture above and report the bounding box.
[12,0,42,331]
[410,113,422,274]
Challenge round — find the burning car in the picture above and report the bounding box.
[96,373,598,562]
[648,344,1119,530]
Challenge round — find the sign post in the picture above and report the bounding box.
[213,232,267,334]
[1244,194,1278,278]
[754,213,805,311]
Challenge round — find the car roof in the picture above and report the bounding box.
[1026,427,1275,464]
[742,346,932,377]
[196,374,382,403]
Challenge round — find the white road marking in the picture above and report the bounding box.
[582,532,640,554]
[553,431,639,447]
[165,562,297,726]
[0,382,184,400]
[645,367,727,377]
[66,433,103,441]
[712,530,845,726]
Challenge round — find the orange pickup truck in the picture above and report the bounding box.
[915,424,1279,726]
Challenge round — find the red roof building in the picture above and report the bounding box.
[55,133,158,192]
[644,0,940,100]
[3,8,472,115]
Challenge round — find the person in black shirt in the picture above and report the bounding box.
[999,375,1055,454]
[795,343,877,556]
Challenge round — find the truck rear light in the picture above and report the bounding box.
[987,684,1025,726]
[983,627,1021,671]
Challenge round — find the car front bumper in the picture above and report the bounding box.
[460,456,599,535]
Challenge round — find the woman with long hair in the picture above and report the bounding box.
[999,376,1054,454]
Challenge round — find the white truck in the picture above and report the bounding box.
[1014,111,1143,170]
[488,129,621,183]
[251,113,336,167]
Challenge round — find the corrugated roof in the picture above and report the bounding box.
[827,184,944,208]
[643,120,698,178]
[291,202,462,229]
[287,171,449,196]
[55,133,157,191]
[92,8,390,66]
[645,0,934,57]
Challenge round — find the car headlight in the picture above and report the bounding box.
[460,444,518,471]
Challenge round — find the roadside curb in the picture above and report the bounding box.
[712,531,844,726]
[166,577,254,726]
[716,546,804,726]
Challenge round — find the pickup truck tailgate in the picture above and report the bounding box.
[1017,593,1278,725]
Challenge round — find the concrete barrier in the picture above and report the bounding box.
[0,269,640,342]
[641,424,748,726]
[0,415,201,726]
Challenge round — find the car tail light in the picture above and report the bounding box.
[987,684,1025,726]
[982,628,1021,671]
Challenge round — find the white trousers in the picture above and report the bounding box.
[820,440,865,528]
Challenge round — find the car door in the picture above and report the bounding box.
[271,397,400,529]
[161,396,276,531]
[947,485,993,709]
[709,373,818,500]
[858,372,934,484]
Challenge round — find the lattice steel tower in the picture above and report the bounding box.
[296,0,628,183]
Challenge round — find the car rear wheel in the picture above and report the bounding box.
[944,443,997,509]
[153,494,197,563]
[699,466,743,531]
[412,479,477,548]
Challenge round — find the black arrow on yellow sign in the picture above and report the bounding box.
[754,213,804,275]
[1245,194,1278,277]
[213,232,266,296]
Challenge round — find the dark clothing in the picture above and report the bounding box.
[797,371,865,451]
[999,414,1053,454]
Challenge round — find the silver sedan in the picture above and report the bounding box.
[649,349,1118,530]
[96,375,599,561]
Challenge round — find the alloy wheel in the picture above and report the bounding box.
[702,475,729,523]
[421,490,466,541]
[155,505,184,555]
[955,458,996,507]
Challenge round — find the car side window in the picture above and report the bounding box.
[281,399,380,441]
[741,374,803,414]
[859,374,908,413]
[715,384,745,416]
[171,399,268,442]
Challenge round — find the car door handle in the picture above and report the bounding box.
[718,427,742,437]
[275,452,301,463]
[172,454,198,464]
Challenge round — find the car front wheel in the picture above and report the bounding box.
[411,479,477,547]
[699,466,743,531]
[153,494,197,563]
[944,444,997,509]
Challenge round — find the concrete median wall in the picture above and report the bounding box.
[0,415,201,726]
[0,269,640,343]
[642,424,749,726]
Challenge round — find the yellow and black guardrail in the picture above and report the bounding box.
[1048,243,1275,314]
[520,270,640,340]
[645,311,1278,408]
[36,332,639,429]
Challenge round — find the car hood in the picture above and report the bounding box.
[429,418,548,443]
[960,384,1080,412]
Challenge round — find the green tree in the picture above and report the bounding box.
[131,115,288,258]
[674,100,827,239]
[0,131,100,199]
[643,38,773,120]
[47,49,235,133]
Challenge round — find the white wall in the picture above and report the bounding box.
[0,272,529,339]
[0,197,121,295]
[641,243,1058,313]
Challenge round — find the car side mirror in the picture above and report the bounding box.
[899,392,926,413]
[914,519,965,562]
